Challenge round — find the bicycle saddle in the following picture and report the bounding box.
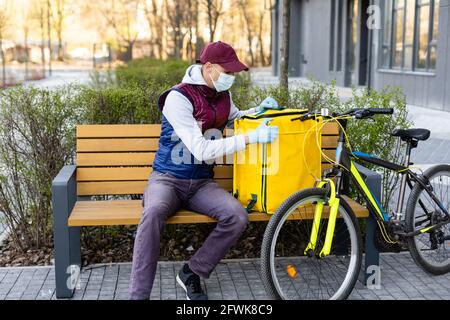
[391,128,430,141]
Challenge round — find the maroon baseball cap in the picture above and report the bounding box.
[196,41,249,72]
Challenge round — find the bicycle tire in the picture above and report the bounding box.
[406,164,450,275]
[260,188,362,300]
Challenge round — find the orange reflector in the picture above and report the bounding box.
[286,264,298,278]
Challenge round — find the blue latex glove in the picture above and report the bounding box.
[248,118,279,144]
[257,97,281,112]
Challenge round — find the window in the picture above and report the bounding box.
[381,1,393,67]
[329,0,345,72]
[337,0,344,71]
[329,0,336,71]
[416,0,440,69]
[380,0,440,71]
[349,0,359,72]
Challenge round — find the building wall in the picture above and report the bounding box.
[272,0,450,111]
[372,0,450,112]
[273,0,334,80]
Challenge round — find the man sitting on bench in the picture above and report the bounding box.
[129,41,279,300]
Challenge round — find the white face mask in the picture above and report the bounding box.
[210,66,235,92]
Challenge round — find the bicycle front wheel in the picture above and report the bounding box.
[261,188,362,300]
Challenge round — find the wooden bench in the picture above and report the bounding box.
[52,122,380,299]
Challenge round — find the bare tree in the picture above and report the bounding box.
[51,0,69,61]
[47,0,52,75]
[143,0,164,59]
[98,0,141,62]
[279,0,290,91]
[23,0,49,77]
[202,0,224,43]
[236,0,255,66]
[264,0,275,67]
[185,0,199,62]
[256,6,266,66]
[0,1,11,87]
[37,2,47,77]
[164,0,189,59]
[19,3,38,80]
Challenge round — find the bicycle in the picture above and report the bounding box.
[260,107,450,300]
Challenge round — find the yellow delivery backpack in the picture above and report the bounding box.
[233,108,323,214]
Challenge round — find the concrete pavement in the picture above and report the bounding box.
[0,252,449,300]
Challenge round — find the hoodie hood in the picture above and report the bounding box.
[181,64,208,86]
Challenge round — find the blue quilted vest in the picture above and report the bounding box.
[152,83,231,179]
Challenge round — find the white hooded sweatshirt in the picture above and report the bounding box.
[162,64,258,162]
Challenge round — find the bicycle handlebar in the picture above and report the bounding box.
[293,107,394,122]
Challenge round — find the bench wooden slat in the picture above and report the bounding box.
[77,122,339,139]
[77,136,338,154]
[322,136,339,149]
[74,123,340,198]
[67,196,368,227]
[77,137,338,153]
[77,138,160,152]
[77,179,233,196]
[76,166,234,181]
[77,167,152,181]
[76,151,336,168]
[77,153,156,167]
[322,122,339,135]
[77,124,162,138]
[77,164,334,192]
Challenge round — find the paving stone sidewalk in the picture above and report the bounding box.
[0,252,449,300]
[251,67,450,166]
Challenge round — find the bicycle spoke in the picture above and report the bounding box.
[411,169,450,270]
[268,194,359,300]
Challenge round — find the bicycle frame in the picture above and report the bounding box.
[306,117,450,257]
[333,118,449,232]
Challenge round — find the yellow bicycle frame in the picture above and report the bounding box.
[304,179,340,258]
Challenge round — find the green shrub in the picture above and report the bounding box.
[231,78,341,112]
[339,87,412,212]
[115,58,190,88]
[0,85,84,251]
[0,58,412,259]
[77,84,163,125]
[235,80,412,213]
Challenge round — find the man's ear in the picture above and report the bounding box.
[203,62,210,72]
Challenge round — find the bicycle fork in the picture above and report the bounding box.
[304,179,340,258]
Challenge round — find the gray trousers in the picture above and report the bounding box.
[129,171,249,300]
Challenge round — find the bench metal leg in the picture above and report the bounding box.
[355,164,381,286]
[52,165,81,299]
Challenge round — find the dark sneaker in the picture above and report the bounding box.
[176,264,208,300]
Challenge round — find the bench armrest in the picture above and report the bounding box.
[52,165,77,220]
[52,165,77,187]
[52,165,81,299]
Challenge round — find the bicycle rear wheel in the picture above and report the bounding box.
[406,164,450,275]
[260,188,362,300]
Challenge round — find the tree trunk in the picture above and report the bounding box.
[258,11,265,66]
[195,0,201,57]
[47,0,52,76]
[268,2,273,66]
[206,0,214,42]
[240,2,254,66]
[147,0,164,59]
[24,30,29,80]
[279,0,290,92]
[57,29,64,61]
[174,1,182,59]
[0,39,5,87]
[125,43,133,62]
[40,6,46,77]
